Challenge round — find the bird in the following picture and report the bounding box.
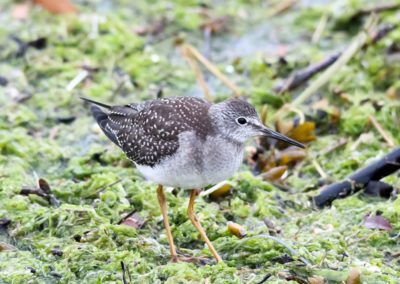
[82,96,304,263]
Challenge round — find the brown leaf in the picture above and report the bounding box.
[34,0,77,14]
[386,86,397,100]
[275,119,294,135]
[286,121,316,143]
[12,3,30,20]
[121,213,145,229]
[210,183,232,199]
[363,213,392,231]
[227,221,246,238]
[346,268,361,284]
[263,217,281,235]
[200,16,229,34]
[260,105,269,126]
[0,242,16,252]
[134,17,167,36]
[276,147,307,166]
[312,99,329,110]
[308,276,325,284]
[38,178,51,194]
[260,166,287,181]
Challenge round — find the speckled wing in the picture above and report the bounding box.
[91,97,213,167]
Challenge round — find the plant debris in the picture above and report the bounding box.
[314,148,400,207]
[363,212,392,231]
[20,178,61,207]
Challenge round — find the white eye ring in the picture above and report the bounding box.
[236,117,247,125]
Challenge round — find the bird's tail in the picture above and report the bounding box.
[80,97,111,109]
[81,97,121,147]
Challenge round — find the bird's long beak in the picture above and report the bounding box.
[260,127,305,148]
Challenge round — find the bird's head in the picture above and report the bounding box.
[210,98,305,148]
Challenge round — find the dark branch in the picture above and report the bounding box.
[274,53,340,93]
[275,23,397,93]
[20,178,60,207]
[360,3,400,15]
[313,148,400,208]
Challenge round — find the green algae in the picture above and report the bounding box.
[0,0,400,283]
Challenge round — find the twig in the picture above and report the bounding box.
[266,0,297,17]
[275,22,396,95]
[121,261,128,284]
[66,70,89,91]
[314,148,400,207]
[256,274,272,284]
[200,181,231,197]
[117,208,137,225]
[319,137,347,156]
[20,178,61,207]
[350,132,374,151]
[273,103,305,124]
[360,2,400,15]
[275,53,340,93]
[126,263,132,283]
[368,23,397,44]
[312,13,329,44]
[179,45,212,102]
[20,187,60,207]
[260,105,268,125]
[95,179,123,195]
[183,44,242,96]
[368,115,395,147]
[203,27,212,60]
[312,160,328,179]
[291,16,378,107]
[20,188,48,199]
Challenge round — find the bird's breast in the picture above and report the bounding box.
[135,131,244,189]
[201,135,244,185]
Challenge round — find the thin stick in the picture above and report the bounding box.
[314,148,400,207]
[184,44,242,96]
[273,103,305,124]
[312,160,328,179]
[368,115,395,147]
[319,137,347,156]
[291,16,378,107]
[266,0,297,17]
[312,13,329,44]
[121,261,128,284]
[66,70,89,91]
[360,2,400,15]
[180,45,212,102]
[260,105,268,126]
[200,181,230,197]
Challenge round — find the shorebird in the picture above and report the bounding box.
[82,96,304,263]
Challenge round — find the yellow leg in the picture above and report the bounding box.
[156,185,178,261]
[187,189,222,263]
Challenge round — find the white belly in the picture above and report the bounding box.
[135,132,244,189]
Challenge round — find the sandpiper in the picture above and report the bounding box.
[82,96,304,263]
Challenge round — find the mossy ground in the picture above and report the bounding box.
[0,0,399,283]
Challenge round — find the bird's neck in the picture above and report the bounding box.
[208,104,246,146]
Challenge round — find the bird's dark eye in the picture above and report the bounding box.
[236,117,247,125]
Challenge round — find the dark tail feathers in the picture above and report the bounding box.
[80,97,111,109]
[81,97,121,147]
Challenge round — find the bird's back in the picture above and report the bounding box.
[88,97,213,167]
